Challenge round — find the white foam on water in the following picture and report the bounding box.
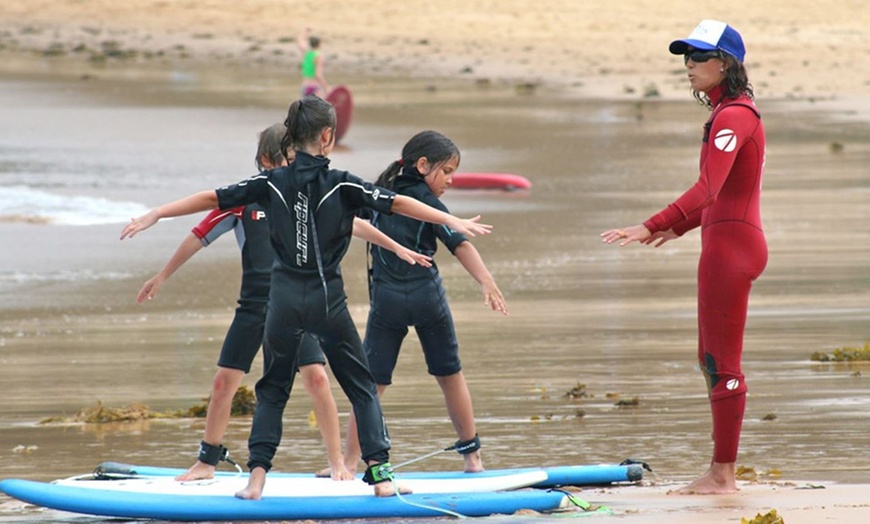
[0,269,134,285]
[0,185,150,226]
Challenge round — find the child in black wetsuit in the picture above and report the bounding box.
[136,123,419,483]
[120,96,493,497]
[321,130,507,477]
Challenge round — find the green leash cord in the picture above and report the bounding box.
[555,490,614,517]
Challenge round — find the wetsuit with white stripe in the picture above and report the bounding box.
[643,84,767,463]
[215,152,397,471]
[360,173,468,384]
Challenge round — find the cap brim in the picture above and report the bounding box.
[669,38,718,55]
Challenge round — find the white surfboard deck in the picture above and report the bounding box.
[52,469,547,497]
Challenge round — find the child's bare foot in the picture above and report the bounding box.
[463,450,485,473]
[175,461,216,481]
[374,481,412,497]
[315,465,356,480]
[329,464,355,481]
[235,468,267,500]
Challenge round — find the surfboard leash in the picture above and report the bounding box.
[551,489,614,517]
[391,435,480,471]
[392,482,470,519]
[383,439,487,519]
[390,444,456,470]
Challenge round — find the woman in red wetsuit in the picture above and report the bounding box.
[601,20,767,494]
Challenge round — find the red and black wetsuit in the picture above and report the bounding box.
[191,205,325,373]
[643,84,767,463]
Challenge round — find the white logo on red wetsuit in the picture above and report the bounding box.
[714,129,738,152]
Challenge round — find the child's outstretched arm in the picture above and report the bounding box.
[352,217,431,267]
[296,27,311,52]
[390,195,492,238]
[453,241,508,316]
[137,234,203,303]
[120,190,219,240]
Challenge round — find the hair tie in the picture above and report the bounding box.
[397,159,404,166]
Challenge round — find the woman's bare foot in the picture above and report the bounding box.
[463,450,485,473]
[373,481,413,497]
[235,467,267,500]
[673,462,738,495]
[314,466,332,478]
[175,461,216,481]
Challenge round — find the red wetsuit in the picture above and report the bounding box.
[643,84,767,463]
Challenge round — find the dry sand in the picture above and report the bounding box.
[1,1,868,523]
[1,0,869,104]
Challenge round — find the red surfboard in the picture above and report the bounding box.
[451,173,531,191]
[325,86,353,144]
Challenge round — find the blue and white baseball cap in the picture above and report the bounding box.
[669,19,746,63]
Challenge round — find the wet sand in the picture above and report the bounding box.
[1,2,869,523]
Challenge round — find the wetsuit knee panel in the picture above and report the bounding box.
[710,375,746,400]
[702,353,747,400]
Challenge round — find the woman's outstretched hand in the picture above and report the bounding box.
[600,224,651,246]
[642,229,678,247]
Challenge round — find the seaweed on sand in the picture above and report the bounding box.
[810,342,870,362]
[39,386,256,424]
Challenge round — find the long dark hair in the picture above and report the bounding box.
[281,95,336,157]
[694,54,755,110]
[255,123,286,171]
[374,130,460,190]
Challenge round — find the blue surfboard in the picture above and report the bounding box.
[0,478,569,521]
[93,461,644,487]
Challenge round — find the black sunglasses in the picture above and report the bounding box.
[684,49,722,64]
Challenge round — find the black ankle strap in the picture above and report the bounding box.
[453,434,481,455]
[198,441,229,466]
[362,462,394,485]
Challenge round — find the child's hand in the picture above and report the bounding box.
[482,282,508,316]
[453,215,492,237]
[137,275,164,303]
[120,210,159,240]
[396,246,432,268]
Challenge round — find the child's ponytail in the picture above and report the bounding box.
[282,95,336,155]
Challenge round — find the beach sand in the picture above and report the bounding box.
[1,2,868,523]
[565,481,870,524]
[2,0,869,104]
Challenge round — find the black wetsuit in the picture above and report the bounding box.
[361,173,468,384]
[192,205,325,372]
[216,152,396,471]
